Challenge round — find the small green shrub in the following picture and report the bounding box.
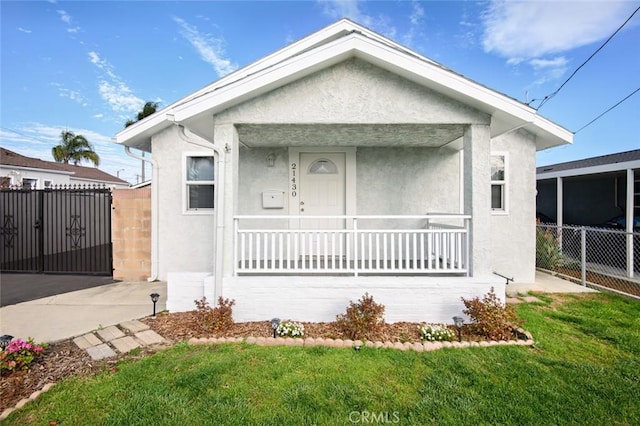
[536,224,561,270]
[276,320,305,338]
[335,293,385,340]
[461,287,521,341]
[194,296,236,332]
[418,324,455,342]
[0,338,46,372]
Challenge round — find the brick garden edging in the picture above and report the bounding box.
[187,334,535,351]
[0,382,56,421]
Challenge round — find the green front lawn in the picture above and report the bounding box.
[7,292,640,425]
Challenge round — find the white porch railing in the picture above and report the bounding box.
[233,215,471,276]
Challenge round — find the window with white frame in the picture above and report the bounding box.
[491,153,508,213]
[22,178,38,189]
[185,155,215,212]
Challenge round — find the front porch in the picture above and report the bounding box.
[233,214,470,276]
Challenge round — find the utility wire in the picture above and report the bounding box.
[575,86,640,133]
[0,126,54,145]
[534,5,640,110]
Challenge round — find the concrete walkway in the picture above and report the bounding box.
[0,271,594,345]
[0,280,166,343]
[506,270,598,297]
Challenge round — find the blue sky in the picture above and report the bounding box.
[1,0,639,184]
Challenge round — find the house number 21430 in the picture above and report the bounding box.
[290,162,297,197]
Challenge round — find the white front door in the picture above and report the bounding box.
[299,152,346,229]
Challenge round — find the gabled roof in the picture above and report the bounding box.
[537,149,640,179]
[0,147,129,185]
[115,19,572,151]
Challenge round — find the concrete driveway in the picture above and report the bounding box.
[0,280,166,343]
[0,273,117,307]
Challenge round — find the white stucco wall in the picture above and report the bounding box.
[0,166,71,188]
[490,130,537,283]
[152,125,215,280]
[356,147,460,218]
[165,275,504,324]
[216,58,487,125]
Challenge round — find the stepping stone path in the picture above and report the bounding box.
[73,320,167,361]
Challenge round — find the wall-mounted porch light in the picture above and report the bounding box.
[452,316,464,342]
[270,318,281,338]
[266,153,276,167]
[150,293,160,319]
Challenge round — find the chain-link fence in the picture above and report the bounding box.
[536,223,640,299]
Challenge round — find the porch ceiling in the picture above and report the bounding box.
[235,123,465,148]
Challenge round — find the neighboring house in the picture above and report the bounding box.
[0,147,129,189]
[115,19,572,323]
[537,149,639,228]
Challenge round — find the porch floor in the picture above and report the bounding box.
[236,258,466,275]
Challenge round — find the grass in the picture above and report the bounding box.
[6,292,640,425]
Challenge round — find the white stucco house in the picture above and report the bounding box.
[115,20,572,323]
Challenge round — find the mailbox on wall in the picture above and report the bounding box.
[262,190,285,209]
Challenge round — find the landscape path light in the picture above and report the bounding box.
[452,316,464,342]
[270,318,281,338]
[150,293,160,319]
[0,334,13,350]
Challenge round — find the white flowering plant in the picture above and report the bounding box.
[276,320,305,338]
[418,324,455,342]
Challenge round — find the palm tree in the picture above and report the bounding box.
[125,101,159,128]
[51,130,100,166]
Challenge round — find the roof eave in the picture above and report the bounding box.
[115,20,572,150]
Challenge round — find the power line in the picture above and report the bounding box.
[0,126,54,144]
[575,86,640,133]
[534,5,640,110]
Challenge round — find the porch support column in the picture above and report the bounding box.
[557,177,563,249]
[626,168,635,278]
[214,123,239,288]
[463,124,491,278]
[556,177,563,227]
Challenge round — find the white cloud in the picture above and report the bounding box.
[409,0,424,26]
[172,16,237,77]
[93,113,104,119]
[482,1,636,60]
[89,51,107,67]
[51,83,89,106]
[481,1,636,83]
[98,81,143,113]
[56,9,82,34]
[529,56,569,70]
[317,0,397,39]
[18,27,32,34]
[403,0,425,47]
[319,0,364,22]
[88,51,143,114]
[57,10,72,24]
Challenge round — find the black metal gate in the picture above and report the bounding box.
[1,186,113,275]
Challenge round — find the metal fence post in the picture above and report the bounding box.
[580,226,586,286]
